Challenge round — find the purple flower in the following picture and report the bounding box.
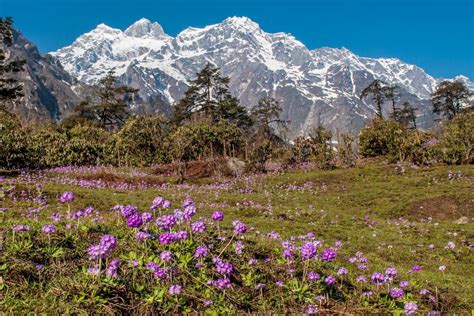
[58,191,74,203]
[337,267,348,276]
[106,258,120,278]
[215,260,233,275]
[371,272,385,285]
[194,245,209,258]
[212,211,224,221]
[159,232,176,245]
[121,205,137,218]
[321,248,336,262]
[100,235,117,251]
[213,277,232,289]
[136,231,152,241]
[232,220,247,234]
[160,251,174,262]
[307,271,320,281]
[141,212,153,223]
[156,214,177,230]
[306,304,318,315]
[399,280,409,288]
[234,241,244,254]
[127,213,143,228]
[404,302,418,315]
[385,267,398,279]
[411,265,421,272]
[301,242,317,260]
[182,197,194,208]
[389,287,404,299]
[183,205,196,220]
[42,224,56,234]
[154,267,168,279]
[324,275,336,285]
[283,248,294,260]
[13,225,31,231]
[169,284,182,295]
[191,220,206,233]
[356,275,367,283]
[203,300,213,307]
[174,230,189,240]
[87,265,100,275]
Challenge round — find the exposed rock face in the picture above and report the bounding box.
[5,30,85,121]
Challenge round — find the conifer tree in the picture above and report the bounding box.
[76,71,138,129]
[0,17,26,111]
[172,63,251,129]
[360,79,389,118]
[431,80,471,120]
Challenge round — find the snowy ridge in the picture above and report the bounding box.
[51,16,472,136]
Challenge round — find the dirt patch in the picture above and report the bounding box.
[78,172,166,186]
[409,196,474,221]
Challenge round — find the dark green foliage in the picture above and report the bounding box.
[287,126,334,169]
[358,118,406,160]
[0,17,26,109]
[75,71,138,129]
[112,115,169,166]
[360,80,388,118]
[172,63,251,129]
[432,81,472,120]
[170,120,244,162]
[248,141,272,173]
[0,111,30,168]
[251,97,287,136]
[396,101,418,129]
[437,113,473,164]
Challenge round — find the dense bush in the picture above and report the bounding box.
[0,111,30,169]
[358,118,406,161]
[437,113,473,164]
[287,126,334,169]
[111,115,169,167]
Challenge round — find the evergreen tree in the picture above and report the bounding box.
[383,84,400,119]
[76,71,138,129]
[0,17,26,111]
[360,79,389,118]
[398,101,418,129]
[431,80,471,120]
[251,96,287,138]
[172,63,251,129]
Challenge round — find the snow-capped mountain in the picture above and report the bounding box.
[51,17,472,136]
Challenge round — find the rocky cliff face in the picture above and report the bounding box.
[5,30,85,122]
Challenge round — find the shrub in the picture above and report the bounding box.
[358,118,407,161]
[437,113,473,164]
[0,111,30,169]
[112,115,169,167]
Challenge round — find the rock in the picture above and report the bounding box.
[226,158,246,176]
[454,216,469,224]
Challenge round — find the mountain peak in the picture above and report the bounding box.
[124,18,167,39]
[222,16,261,31]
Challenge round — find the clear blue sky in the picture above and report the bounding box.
[2,0,473,79]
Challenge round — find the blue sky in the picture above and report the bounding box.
[2,0,473,79]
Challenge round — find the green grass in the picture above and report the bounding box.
[2,161,473,312]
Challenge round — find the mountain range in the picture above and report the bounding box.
[7,17,473,136]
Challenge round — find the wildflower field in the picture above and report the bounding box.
[1,161,473,314]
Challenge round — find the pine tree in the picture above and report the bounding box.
[398,101,418,129]
[431,80,471,120]
[360,79,389,118]
[251,96,287,138]
[383,85,400,119]
[76,71,138,129]
[172,63,251,129]
[0,17,26,111]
